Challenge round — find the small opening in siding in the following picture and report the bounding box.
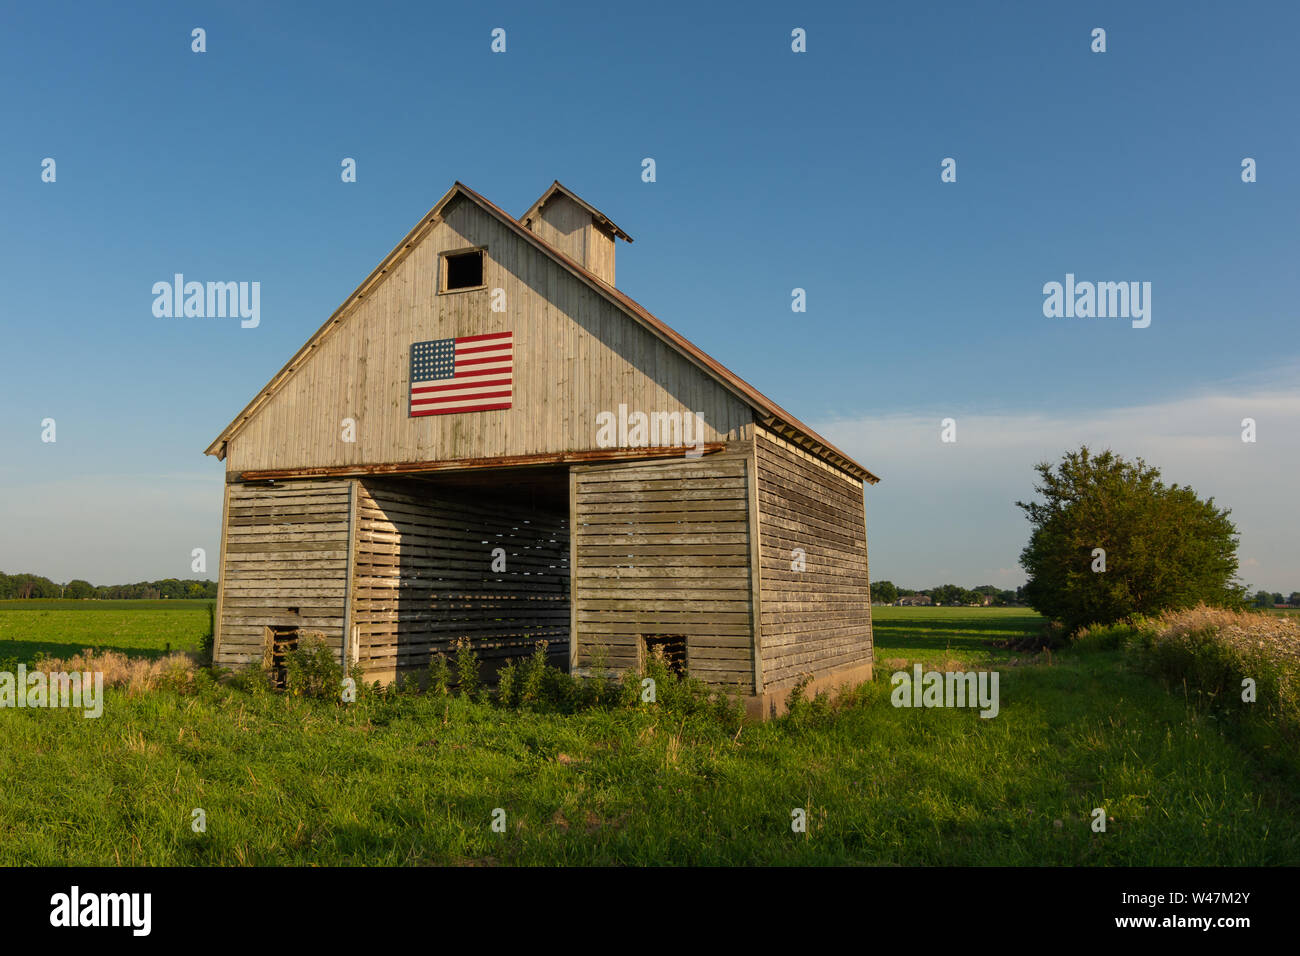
[264,626,299,689]
[640,634,687,677]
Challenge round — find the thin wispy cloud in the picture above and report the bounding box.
[820,375,1300,593]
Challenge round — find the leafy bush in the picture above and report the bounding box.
[227,661,275,695]
[617,668,643,708]
[1017,446,1246,631]
[1071,619,1146,652]
[425,653,451,697]
[495,658,519,707]
[453,637,481,698]
[282,633,343,699]
[518,641,551,708]
[630,646,748,732]
[495,642,617,713]
[394,670,424,695]
[784,673,814,715]
[583,642,611,706]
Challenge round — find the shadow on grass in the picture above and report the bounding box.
[0,639,182,664]
[872,611,1044,658]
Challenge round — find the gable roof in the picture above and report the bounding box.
[519,180,633,242]
[204,181,878,484]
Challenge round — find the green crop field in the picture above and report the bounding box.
[0,602,1296,866]
[0,599,212,663]
[870,605,1042,667]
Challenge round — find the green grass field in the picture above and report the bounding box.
[0,601,1297,865]
[870,606,1041,667]
[0,599,211,663]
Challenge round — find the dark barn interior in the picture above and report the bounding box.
[350,468,570,682]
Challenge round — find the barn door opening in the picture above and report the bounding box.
[349,470,571,684]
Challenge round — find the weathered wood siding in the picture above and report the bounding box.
[524,192,618,286]
[755,430,872,689]
[351,478,569,681]
[214,479,353,667]
[571,448,757,691]
[584,224,617,287]
[224,194,749,474]
[528,194,586,268]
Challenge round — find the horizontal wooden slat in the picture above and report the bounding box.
[754,429,871,684]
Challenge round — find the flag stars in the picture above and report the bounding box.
[411,339,456,382]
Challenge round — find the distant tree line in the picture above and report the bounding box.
[0,572,217,600]
[1253,590,1300,608]
[872,579,1296,611]
[871,581,1021,606]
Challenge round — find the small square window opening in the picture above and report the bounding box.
[444,250,484,290]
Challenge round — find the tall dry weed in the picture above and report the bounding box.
[1133,604,1299,740]
[30,649,199,696]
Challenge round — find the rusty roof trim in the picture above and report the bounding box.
[230,444,728,483]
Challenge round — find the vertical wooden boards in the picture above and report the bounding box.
[350,477,570,681]
[528,193,588,266]
[754,429,872,690]
[216,479,353,668]
[571,448,757,691]
[745,440,765,694]
[583,224,617,286]
[223,194,751,474]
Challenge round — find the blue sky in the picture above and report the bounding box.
[1,1,1296,591]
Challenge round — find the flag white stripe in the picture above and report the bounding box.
[413,388,514,405]
[414,394,513,409]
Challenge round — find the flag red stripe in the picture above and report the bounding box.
[444,366,510,380]
[455,343,514,356]
[455,332,513,344]
[411,377,512,395]
[411,389,514,406]
[455,355,513,368]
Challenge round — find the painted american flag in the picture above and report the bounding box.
[408,331,513,417]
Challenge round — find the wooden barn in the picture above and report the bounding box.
[204,180,879,716]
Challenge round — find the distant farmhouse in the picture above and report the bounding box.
[204,181,879,716]
[898,594,932,607]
